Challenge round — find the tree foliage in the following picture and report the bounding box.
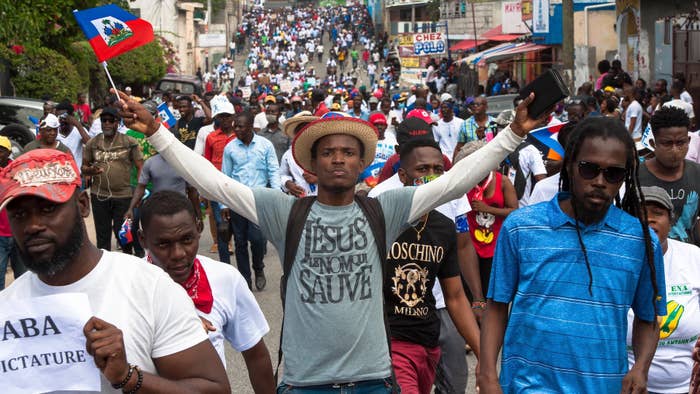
[8,47,82,101]
[108,40,168,87]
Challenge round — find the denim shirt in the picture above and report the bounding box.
[222,134,280,190]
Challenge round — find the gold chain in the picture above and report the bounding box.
[413,213,430,241]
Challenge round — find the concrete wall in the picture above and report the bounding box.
[573,8,617,88]
[447,1,501,40]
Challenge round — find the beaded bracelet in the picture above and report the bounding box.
[111,364,134,390]
[126,365,143,394]
[471,301,487,310]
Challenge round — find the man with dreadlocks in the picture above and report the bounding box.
[479,117,667,393]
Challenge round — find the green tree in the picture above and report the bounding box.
[107,40,168,87]
[9,47,82,101]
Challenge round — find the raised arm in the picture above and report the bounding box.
[409,95,547,223]
[114,89,259,224]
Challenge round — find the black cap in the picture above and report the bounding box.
[101,107,121,119]
[396,118,435,146]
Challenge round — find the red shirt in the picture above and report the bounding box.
[314,102,329,117]
[204,129,236,170]
[466,171,506,258]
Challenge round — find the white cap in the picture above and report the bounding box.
[39,114,60,129]
[125,86,132,92]
[210,95,235,118]
[440,93,453,102]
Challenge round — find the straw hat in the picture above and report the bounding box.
[292,112,378,175]
[283,111,318,138]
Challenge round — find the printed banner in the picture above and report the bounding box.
[413,32,446,56]
[532,0,550,33]
[0,293,100,394]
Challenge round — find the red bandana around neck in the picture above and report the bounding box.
[148,255,214,313]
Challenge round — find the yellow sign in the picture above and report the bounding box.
[401,56,420,68]
[398,34,414,46]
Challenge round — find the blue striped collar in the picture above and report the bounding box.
[549,192,623,232]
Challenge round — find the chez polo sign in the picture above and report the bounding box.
[0,293,100,393]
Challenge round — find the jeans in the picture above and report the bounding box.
[277,378,394,394]
[0,237,27,289]
[230,211,265,286]
[434,308,468,394]
[369,75,375,88]
[210,201,232,264]
[130,206,145,257]
[91,195,133,254]
[0,236,11,290]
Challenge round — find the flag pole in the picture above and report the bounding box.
[102,61,122,103]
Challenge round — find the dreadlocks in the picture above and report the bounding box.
[559,117,659,311]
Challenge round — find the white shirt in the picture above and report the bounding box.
[280,148,316,196]
[194,124,215,156]
[433,117,464,161]
[197,256,269,367]
[513,144,547,207]
[625,100,643,139]
[681,90,694,105]
[627,239,700,393]
[0,251,207,393]
[528,172,560,206]
[663,99,695,119]
[57,126,84,170]
[368,173,471,309]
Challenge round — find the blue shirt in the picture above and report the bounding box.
[221,134,280,190]
[346,110,369,122]
[488,193,666,393]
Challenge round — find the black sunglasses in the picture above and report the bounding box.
[578,161,627,184]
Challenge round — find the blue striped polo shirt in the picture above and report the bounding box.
[488,193,666,393]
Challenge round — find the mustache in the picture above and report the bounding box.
[585,190,610,200]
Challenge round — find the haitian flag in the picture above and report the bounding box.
[157,102,177,128]
[529,122,567,160]
[73,5,154,63]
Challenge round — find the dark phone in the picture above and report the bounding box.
[518,69,570,119]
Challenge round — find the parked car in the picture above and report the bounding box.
[486,94,518,118]
[0,97,43,158]
[156,74,203,96]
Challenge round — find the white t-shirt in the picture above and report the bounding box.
[57,126,84,170]
[625,100,643,139]
[0,251,208,393]
[681,90,694,105]
[368,173,471,309]
[194,124,215,156]
[197,256,269,367]
[663,99,695,119]
[512,144,547,207]
[528,172,560,206]
[627,239,700,393]
[433,117,464,161]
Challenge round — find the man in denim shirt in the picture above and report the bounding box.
[221,112,280,290]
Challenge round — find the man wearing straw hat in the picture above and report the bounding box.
[114,89,547,391]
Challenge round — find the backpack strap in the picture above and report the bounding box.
[275,196,316,383]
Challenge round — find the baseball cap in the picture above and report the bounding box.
[0,136,11,151]
[0,149,82,212]
[264,95,277,103]
[210,95,235,117]
[641,186,673,213]
[369,96,379,104]
[39,114,60,129]
[101,107,121,119]
[440,93,453,102]
[396,117,435,146]
[369,112,387,125]
[406,109,434,124]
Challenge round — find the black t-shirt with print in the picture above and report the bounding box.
[384,210,460,348]
[171,116,205,150]
[639,160,700,245]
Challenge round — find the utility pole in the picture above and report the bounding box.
[562,0,574,93]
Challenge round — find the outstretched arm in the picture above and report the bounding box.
[409,94,548,223]
[114,89,259,224]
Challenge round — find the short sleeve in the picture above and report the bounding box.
[83,139,95,164]
[128,136,144,162]
[151,272,209,358]
[377,187,415,247]
[253,188,295,246]
[457,121,468,143]
[138,159,152,185]
[530,148,547,176]
[631,239,667,322]
[487,218,520,302]
[437,231,460,279]
[223,271,270,352]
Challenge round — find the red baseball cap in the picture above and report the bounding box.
[0,149,82,212]
[406,109,434,124]
[369,112,387,126]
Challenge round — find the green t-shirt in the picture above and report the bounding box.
[126,129,155,187]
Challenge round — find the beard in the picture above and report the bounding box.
[19,210,85,277]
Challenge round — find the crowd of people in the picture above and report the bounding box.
[2,3,700,394]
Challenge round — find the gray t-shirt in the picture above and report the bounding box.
[138,154,188,195]
[258,127,290,163]
[253,187,415,386]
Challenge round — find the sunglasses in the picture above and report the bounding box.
[578,161,627,184]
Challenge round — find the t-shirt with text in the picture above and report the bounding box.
[385,210,460,348]
[253,187,414,386]
[172,116,206,150]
